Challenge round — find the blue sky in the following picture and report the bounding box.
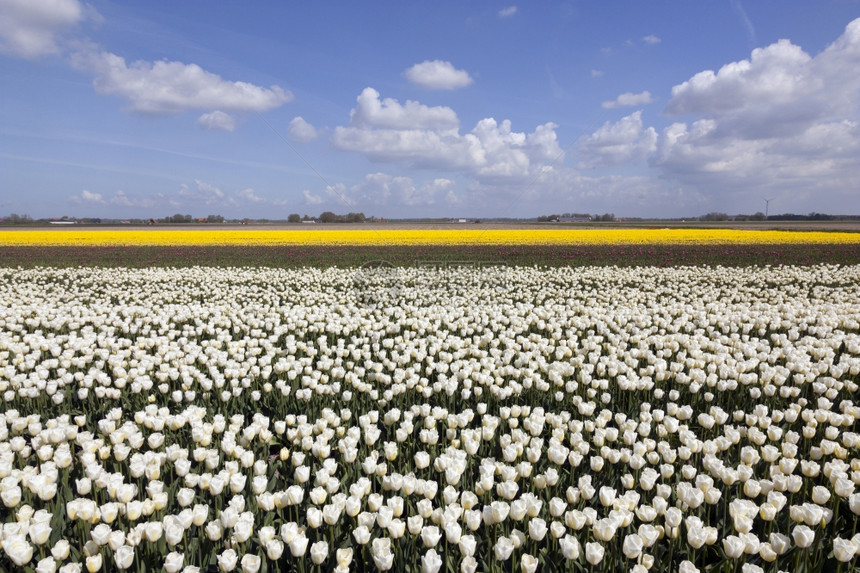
[2,1,860,219]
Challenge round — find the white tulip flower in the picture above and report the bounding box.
[585,541,604,565]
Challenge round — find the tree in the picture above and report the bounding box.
[319,211,340,223]
[5,213,32,224]
[206,214,224,223]
[287,213,301,223]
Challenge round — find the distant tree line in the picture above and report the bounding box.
[700,212,845,222]
[287,212,367,223]
[766,212,839,221]
[156,214,225,223]
[537,213,616,222]
[1,213,33,224]
[700,212,768,221]
[161,214,193,223]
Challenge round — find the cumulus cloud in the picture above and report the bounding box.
[197,110,236,131]
[172,181,284,208]
[602,91,654,109]
[349,87,459,130]
[109,190,133,206]
[333,126,478,170]
[177,179,230,205]
[426,178,456,201]
[332,88,562,179]
[642,35,661,45]
[71,50,292,115]
[70,188,167,208]
[303,189,323,205]
[0,0,85,58]
[289,116,319,142]
[578,111,658,168]
[663,24,860,137]
[498,6,517,18]
[109,190,159,208]
[405,60,473,90]
[656,17,860,204]
[236,188,265,203]
[345,173,456,206]
[2,0,288,131]
[72,189,105,204]
[656,118,860,191]
[351,173,396,205]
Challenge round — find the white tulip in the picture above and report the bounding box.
[585,541,604,565]
[164,551,184,573]
[792,525,815,548]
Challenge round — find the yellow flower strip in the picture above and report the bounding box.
[1,228,859,246]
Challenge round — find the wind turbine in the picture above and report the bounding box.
[763,197,774,220]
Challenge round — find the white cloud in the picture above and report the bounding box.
[349,87,460,130]
[177,179,229,205]
[351,173,396,205]
[109,190,159,208]
[602,91,654,109]
[579,111,658,168]
[303,189,323,206]
[591,69,604,78]
[70,188,169,209]
[405,60,473,90]
[655,17,860,205]
[427,178,455,197]
[197,110,236,131]
[346,173,456,206]
[663,23,860,137]
[289,116,319,143]
[332,88,562,180]
[656,119,860,192]
[498,6,517,18]
[0,0,84,58]
[109,190,133,206]
[173,181,286,209]
[236,188,265,203]
[72,189,105,204]
[71,50,292,115]
[333,126,478,170]
[642,35,661,45]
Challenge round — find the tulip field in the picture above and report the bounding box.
[2,229,860,572]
